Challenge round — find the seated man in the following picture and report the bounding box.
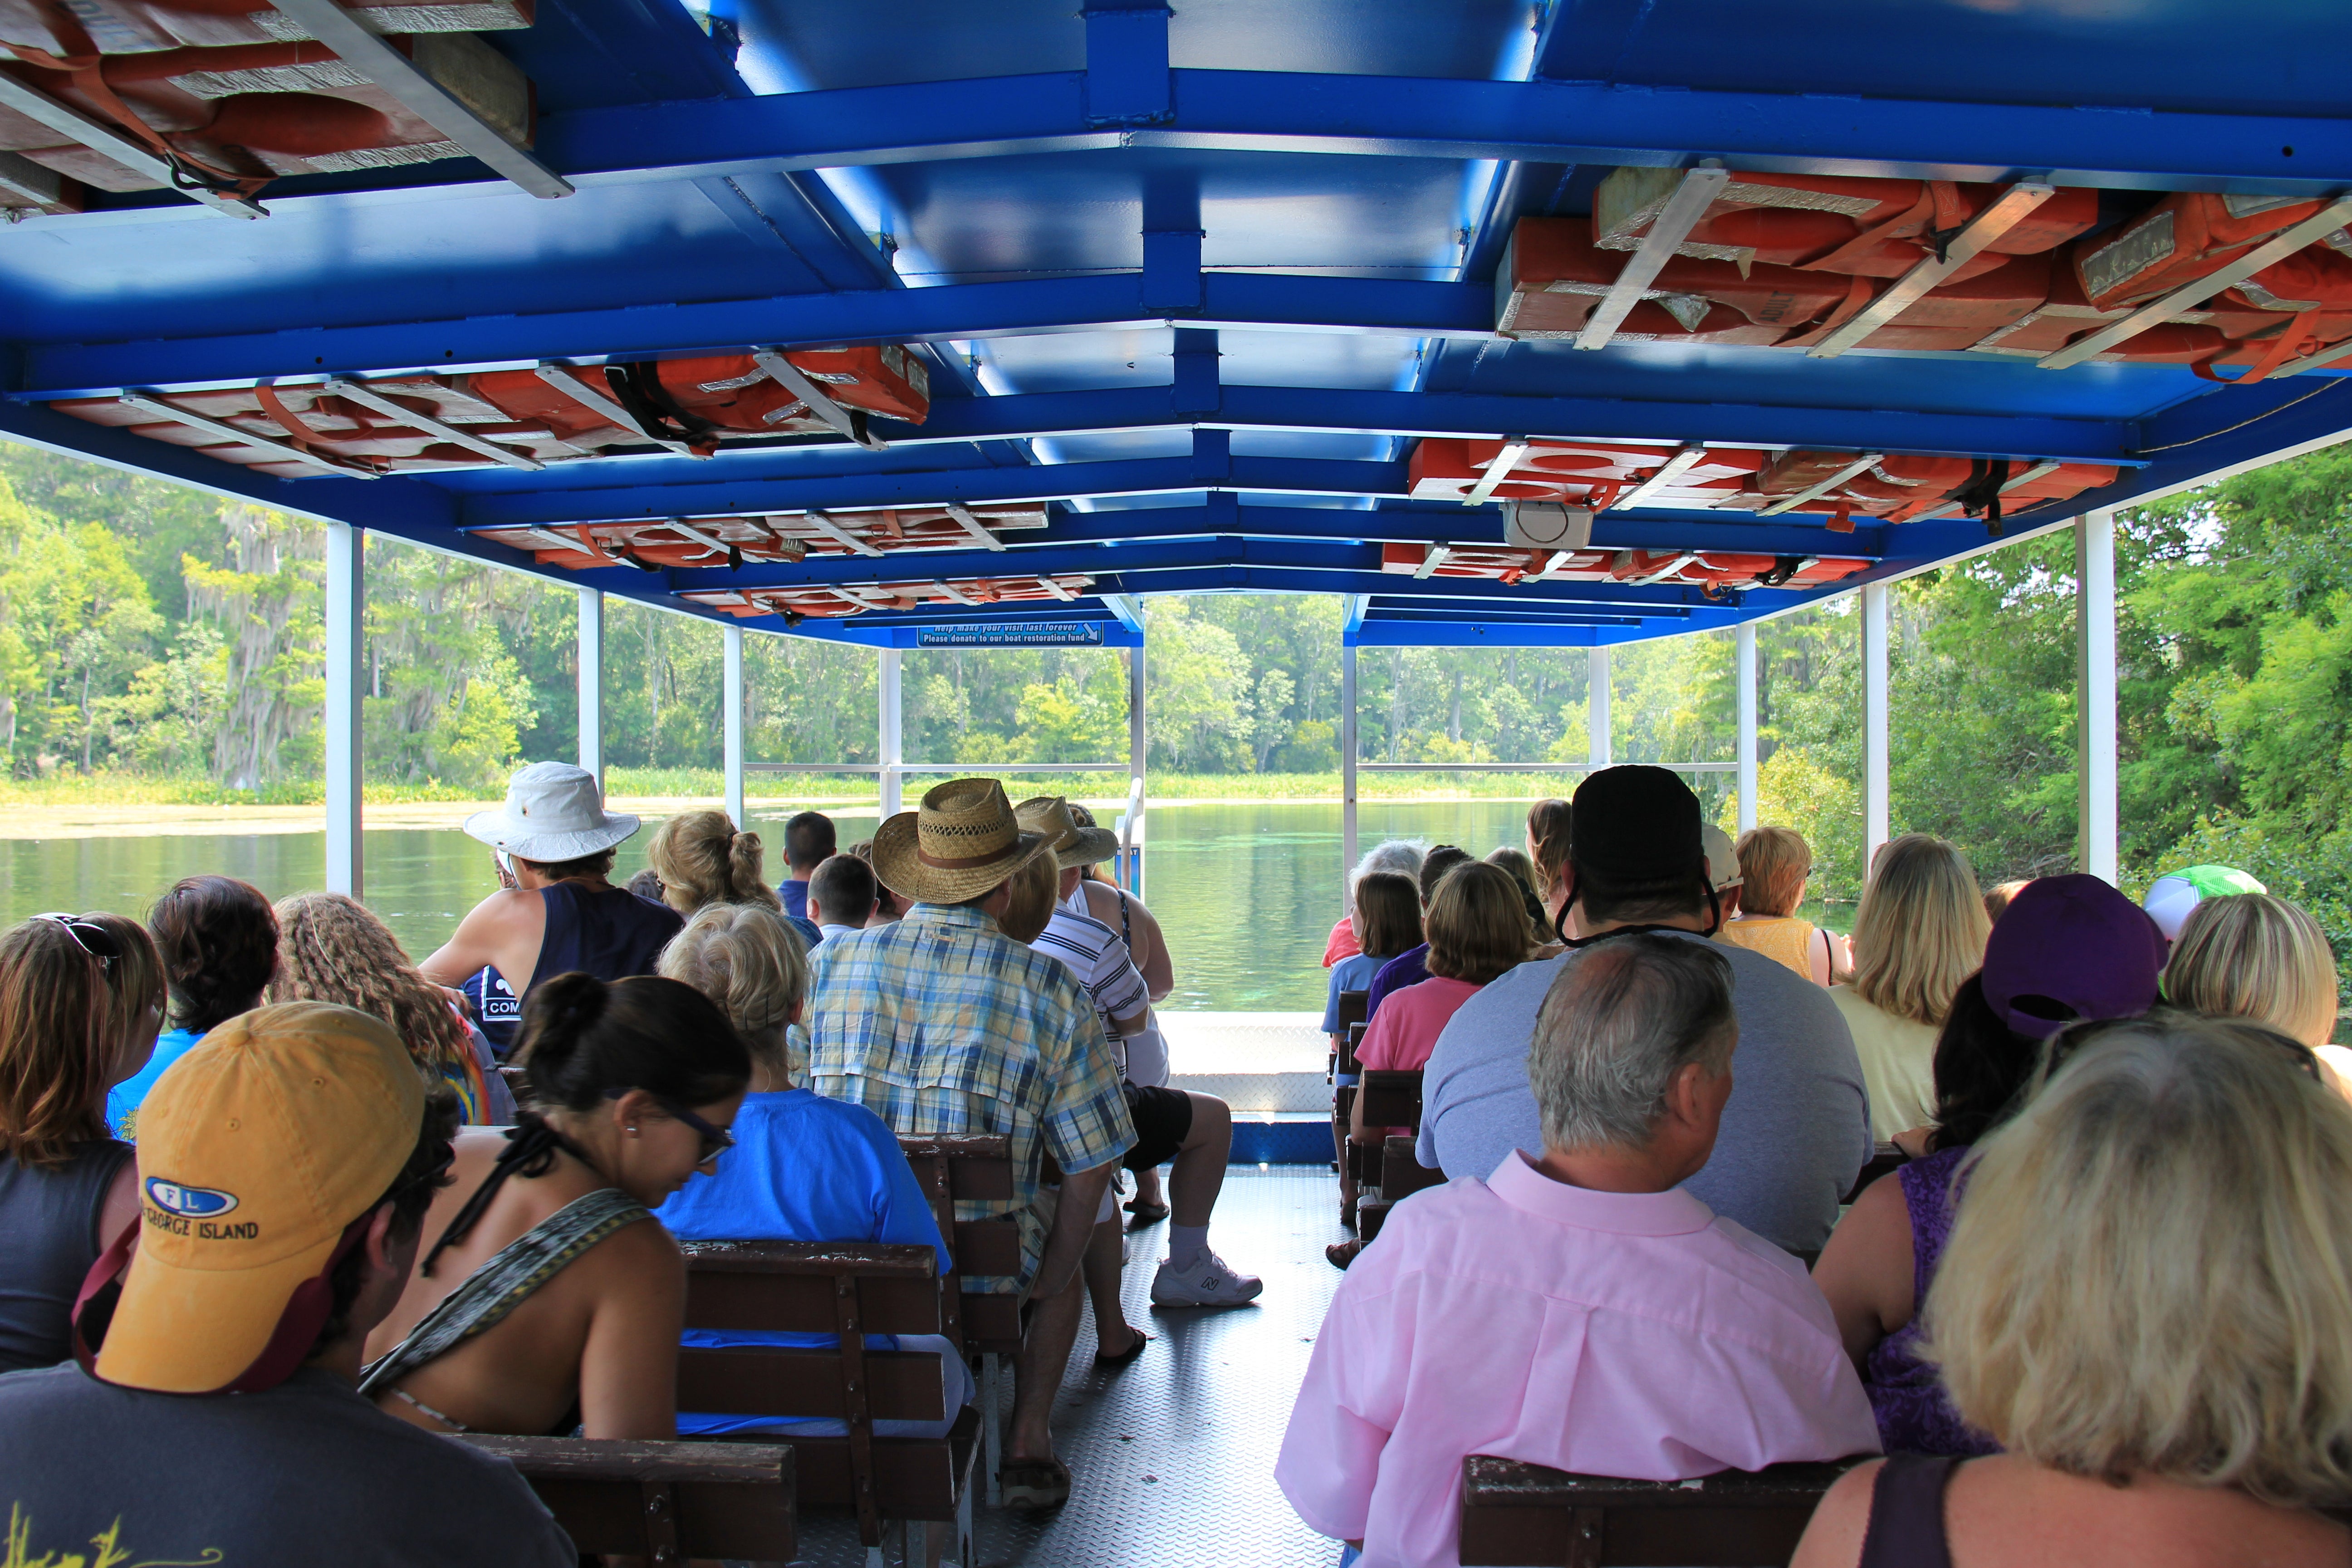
[1278,936,1879,1568]
[781,809,836,921]
[0,1002,574,1566]
[805,779,1135,1512]
[807,852,881,945]
[1419,765,1871,1255]
[1017,797,1260,1314]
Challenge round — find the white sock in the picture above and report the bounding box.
[1166,1224,1209,1269]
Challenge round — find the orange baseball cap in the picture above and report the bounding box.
[93,1001,425,1394]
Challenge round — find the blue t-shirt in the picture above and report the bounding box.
[780,880,810,920]
[105,1028,203,1142]
[1321,952,1390,1034]
[654,1089,947,1436]
[785,912,823,950]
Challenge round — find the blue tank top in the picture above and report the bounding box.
[528,881,684,995]
[0,1140,132,1373]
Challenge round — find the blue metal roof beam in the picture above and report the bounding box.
[524,69,2345,196]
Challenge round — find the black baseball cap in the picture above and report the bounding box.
[1569,765,1707,883]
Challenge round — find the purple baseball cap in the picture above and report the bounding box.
[1980,873,2166,1039]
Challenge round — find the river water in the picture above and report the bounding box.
[0,800,1542,1011]
[0,799,1844,1011]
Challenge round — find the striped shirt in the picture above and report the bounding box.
[1033,907,1150,1050]
[806,903,1135,1292]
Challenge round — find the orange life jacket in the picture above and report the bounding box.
[2073,192,2333,310]
[1495,220,1856,341]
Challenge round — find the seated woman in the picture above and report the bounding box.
[1812,874,2162,1455]
[1829,835,1993,1141]
[0,912,163,1373]
[1484,847,1553,949]
[1794,1012,2352,1568]
[1331,862,1532,1269]
[1323,840,1426,968]
[651,903,972,1436]
[107,874,276,1140]
[1721,826,1846,985]
[271,892,515,1125]
[360,973,750,1439]
[2162,892,2350,1090]
[1327,871,1422,1224]
[645,809,820,942]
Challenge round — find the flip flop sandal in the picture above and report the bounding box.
[1125,1200,1170,1228]
[1094,1324,1152,1367]
[1326,1239,1366,1271]
[999,1455,1073,1510]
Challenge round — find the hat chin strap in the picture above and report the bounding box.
[1555,867,1723,946]
[74,1210,374,1396]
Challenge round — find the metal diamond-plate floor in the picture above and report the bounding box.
[788,1166,1345,1568]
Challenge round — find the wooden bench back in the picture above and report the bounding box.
[1458,1455,1866,1567]
[896,1133,1025,1354]
[1335,988,1369,1034]
[1357,1068,1423,1129]
[681,1239,959,1544]
[451,1433,794,1564]
[1338,1021,1367,1077]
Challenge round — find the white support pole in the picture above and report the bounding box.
[577,587,603,783]
[323,521,364,897]
[2077,510,2120,883]
[1341,643,1359,885]
[1862,583,1891,871]
[723,623,745,829]
[1588,646,1612,767]
[1127,637,1147,899]
[1736,622,1759,834]
[877,648,903,818]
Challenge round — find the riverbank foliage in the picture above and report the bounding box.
[3,438,2351,992]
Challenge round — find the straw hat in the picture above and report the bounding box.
[871,778,1054,904]
[1014,796,1121,870]
[462,761,640,863]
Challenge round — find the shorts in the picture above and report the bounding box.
[1122,1083,1194,1171]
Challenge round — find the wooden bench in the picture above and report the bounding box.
[451,1433,794,1566]
[1842,1142,1909,1205]
[896,1133,1026,1508]
[1457,1454,1870,1566]
[1334,987,1369,1035]
[1354,1069,1427,1242]
[1335,1020,1369,1221]
[681,1240,980,1565]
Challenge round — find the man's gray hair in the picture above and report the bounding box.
[1529,935,1737,1152]
[1351,839,1426,890]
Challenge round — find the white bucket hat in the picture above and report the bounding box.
[462,761,641,864]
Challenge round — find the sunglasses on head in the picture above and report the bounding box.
[34,913,119,972]
[2044,1014,2327,1086]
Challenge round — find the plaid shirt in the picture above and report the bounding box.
[806,902,1135,1292]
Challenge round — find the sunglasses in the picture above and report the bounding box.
[389,1137,459,1202]
[2044,1014,2327,1086]
[35,913,120,973]
[605,1088,735,1166]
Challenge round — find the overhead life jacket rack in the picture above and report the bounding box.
[0,0,536,205]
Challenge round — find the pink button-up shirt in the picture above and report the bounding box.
[1277,1152,1880,1568]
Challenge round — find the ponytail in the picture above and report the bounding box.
[646,810,780,915]
[727,830,778,910]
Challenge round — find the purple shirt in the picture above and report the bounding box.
[1278,1152,1880,1568]
[1864,1146,2001,1456]
[1362,943,1429,1022]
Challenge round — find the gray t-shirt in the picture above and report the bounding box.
[1416,931,1872,1254]
[0,1362,577,1567]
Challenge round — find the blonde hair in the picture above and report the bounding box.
[1984,879,2030,923]
[657,903,808,1071]
[995,849,1059,946]
[1526,799,1573,902]
[1849,834,1992,1028]
[1734,826,1812,917]
[1923,1012,2352,1505]
[1425,862,1534,985]
[2166,893,2340,1048]
[646,810,780,916]
[269,893,475,1078]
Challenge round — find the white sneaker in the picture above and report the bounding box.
[1151,1249,1264,1307]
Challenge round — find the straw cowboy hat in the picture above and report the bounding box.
[1015,796,1121,870]
[872,778,1054,904]
[462,761,641,863]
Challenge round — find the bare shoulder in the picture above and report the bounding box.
[458,887,542,931]
[1788,1459,1881,1568]
[1813,1168,1913,1285]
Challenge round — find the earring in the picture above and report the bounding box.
[627,1124,639,1136]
